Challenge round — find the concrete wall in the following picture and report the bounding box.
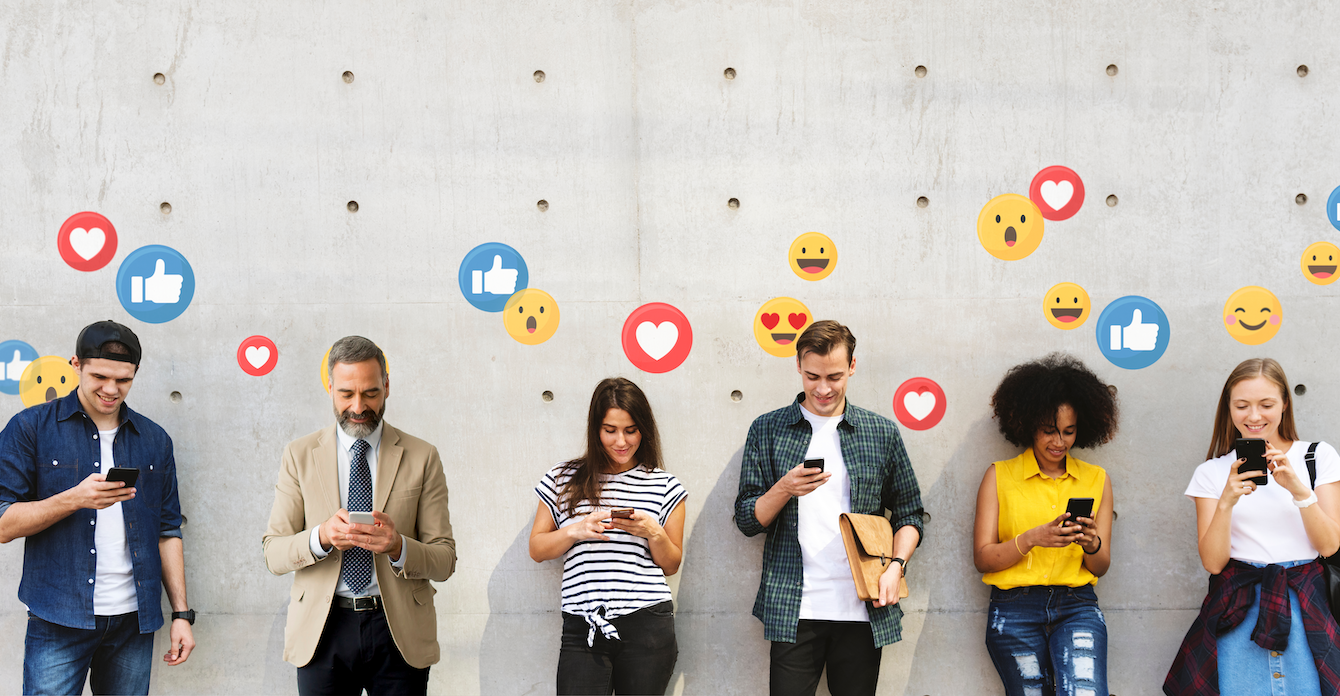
[2,1,1338,693]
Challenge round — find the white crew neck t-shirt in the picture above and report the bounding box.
[797,407,868,622]
[94,427,137,616]
[1185,440,1340,564]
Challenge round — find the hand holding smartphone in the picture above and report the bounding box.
[105,467,139,488]
[804,458,826,473]
[1235,438,1268,486]
[1064,497,1094,524]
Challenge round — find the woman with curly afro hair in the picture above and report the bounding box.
[972,353,1119,696]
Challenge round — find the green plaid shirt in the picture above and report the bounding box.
[734,394,925,648]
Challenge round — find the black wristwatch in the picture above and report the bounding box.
[172,610,196,625]
[890,557,907,570]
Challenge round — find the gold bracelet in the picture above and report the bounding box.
[1013,535,1027,556]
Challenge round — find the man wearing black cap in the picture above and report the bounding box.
[0,320,196,695]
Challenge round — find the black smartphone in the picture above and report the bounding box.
[1065,497,1094,524]
[804,458,825,473]
[105,467,139,488]
[609,508,634,519]
[1235,437,1268,486]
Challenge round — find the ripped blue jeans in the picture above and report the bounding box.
[985,585,1108,696]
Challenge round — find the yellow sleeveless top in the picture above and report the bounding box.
[982,448,1107,590]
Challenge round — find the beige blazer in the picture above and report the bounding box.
[262,423,456,669]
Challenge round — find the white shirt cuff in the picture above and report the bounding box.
[310,526,330,559]
[391,535,408,568]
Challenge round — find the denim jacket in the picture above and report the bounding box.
[0,390,182,633]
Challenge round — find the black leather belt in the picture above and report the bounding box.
[335,595,383,612]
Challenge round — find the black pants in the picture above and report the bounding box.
[769,620,882,696]
[296,606,429,696]
[557,601,678,695]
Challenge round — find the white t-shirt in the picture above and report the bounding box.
[797,407,868,622]
[94,428,137,616]
[1185,441,1340,564]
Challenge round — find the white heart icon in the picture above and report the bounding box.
[903,391,936,421]
[245,346,271,369]
[1039,181,1074,211]
[69,227,105,260]
[635,321,679,361]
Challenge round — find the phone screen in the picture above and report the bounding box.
[1065,497,1094,523]
[1235,438,1268,486]
[105,467,139,488]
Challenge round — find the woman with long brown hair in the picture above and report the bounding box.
[528,377,687,695]
[1166,358,1340,695]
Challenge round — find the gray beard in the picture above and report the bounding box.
[336,407,383,439]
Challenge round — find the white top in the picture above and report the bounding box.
[1185,440,1340,564]
[535,462,687,620]
[308,422,406,598]
[94,427,136,616]
[797,407,868,622]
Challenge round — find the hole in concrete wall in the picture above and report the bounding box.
[724,67,736,80]
[537,199,549,212]
[534,70,546,83]
[916,196,929,208]
[347,201,359,213]
[160,202,172,215]
[1106,64,1118,76]
[914,65,927,78]
[541,390,554,402]
[153,73,165,85]
[1297,193,1308,205]
[1296,383,1307,396]
[1106,194,1118,207]
[169,391,182,403]
[342,71,355,83]
[728,198,740,209]
[1299,65,1310,78]
[730,390,743,402]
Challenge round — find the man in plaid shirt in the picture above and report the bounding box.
[734,320,925,696]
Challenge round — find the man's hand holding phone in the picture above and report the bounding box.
[319,509,356,551]
[776,460,831,499]
[65,473,135,511]
[346,511,401,559]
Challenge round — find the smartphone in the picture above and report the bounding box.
[348,511,376,526]
[1235,437,1269,486]
[609,508,635,519]
[1065,497,1094,524]
[105,467,139,488]
[804,457,826,473]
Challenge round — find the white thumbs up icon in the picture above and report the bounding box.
[4,350,32,381]
[1109,309,1159,352]
[471,255,519,296]
[131,259,185,304]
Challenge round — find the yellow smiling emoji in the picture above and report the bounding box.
[19,356,79,408]
[788,232,837,281]
[977,194,1045,261]
[504,289,560,345]
[1301,242,1340,286]
[1223,286,1282,346]
[1043,283,1091,330]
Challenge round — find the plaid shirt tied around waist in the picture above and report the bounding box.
[1164,559,1340,696]
[733,394,925,648]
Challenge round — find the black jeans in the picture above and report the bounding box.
[557,601,678,695]
[769,620,881,696]
[296,606,429,696]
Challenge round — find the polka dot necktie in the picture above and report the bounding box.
[341,438,374,594]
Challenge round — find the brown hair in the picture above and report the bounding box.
[559,377,664,516]
[795,320,856,364]
[1206,358,1299,459]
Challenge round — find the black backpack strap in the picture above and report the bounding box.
[1307,442,1320,489]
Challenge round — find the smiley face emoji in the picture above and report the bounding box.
[788,232,837,281]
[1301,242,1340,286]
[977,194,1045,261]
[1223,287,1282,346]
[19,356,79,408]
[1043,283,1091,330]
[754,297,814,357]
[504,289,560,345]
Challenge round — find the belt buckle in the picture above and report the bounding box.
[352,596,379,612]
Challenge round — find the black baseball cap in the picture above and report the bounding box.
[76,320,142,366]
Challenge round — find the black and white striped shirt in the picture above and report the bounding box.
[536,462,688,621]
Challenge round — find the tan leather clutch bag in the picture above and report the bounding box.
[839,512,910,602]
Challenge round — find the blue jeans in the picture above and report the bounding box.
[1217,559,1322,696]
[23,612,154,696]
[985,585,1108,696]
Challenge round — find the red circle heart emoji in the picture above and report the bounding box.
[760,313,780,330]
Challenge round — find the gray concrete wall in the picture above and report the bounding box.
[1,1,1337,693]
